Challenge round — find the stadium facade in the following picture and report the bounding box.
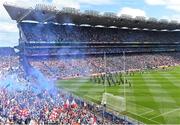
[4,2,180,77]
[3,3,180,124]
[4,3,180,59]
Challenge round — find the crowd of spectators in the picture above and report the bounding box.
[0,56,25,82]
[0,55,128,125]
[18,22,180,79]
[20,22,180,56]
[29,52,180,79]
[25,47,161,56]
[0,22,179,124]
[0,87,101,124]
[21,22,180,43]
[0,52,178,124]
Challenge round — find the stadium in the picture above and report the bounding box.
[0,1,180,124]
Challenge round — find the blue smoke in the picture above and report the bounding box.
[0,74,27,91]
[21,54,57,94]
[19,18,91,95]
[30,67,56,91]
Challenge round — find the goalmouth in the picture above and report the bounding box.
[101,93,126,112]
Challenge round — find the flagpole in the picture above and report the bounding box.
[123,51,126,111]
[104,52,107,95]
[103,52,107,124]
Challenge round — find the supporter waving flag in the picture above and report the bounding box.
[43,106,49,117]
[49,107,59,121]
[71,99,78,109]
[64,99,69,108]
[19,109,29,118]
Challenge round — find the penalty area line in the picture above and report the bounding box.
[127,111,160,124]
[150,107,180,120]
[128,102,154,112]
[139,109,154,116]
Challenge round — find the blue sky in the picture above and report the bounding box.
[1,0,180,47]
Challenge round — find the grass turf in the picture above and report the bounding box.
[57,66,180,124]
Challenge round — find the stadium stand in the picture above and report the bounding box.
[0,54,130,124]
[0,47,16,56]
[29,53,180,79]
[20,22,180,57]
[2,3,180,124]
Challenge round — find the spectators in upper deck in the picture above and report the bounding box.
[21,22,180,43]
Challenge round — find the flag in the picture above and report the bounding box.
[64,99,69,108]
[58,107,62,114]
[49,107,59,121]
[93,116,97,125]
[71,100,78,108]
[84,102,87,107]
[44,106,49,116]
[19,109,29,118]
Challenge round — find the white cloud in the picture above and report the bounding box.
[118,7,147,18]
[0,0,115,47]
[167,5,180,12]
[0,22,18,33]
[0,0,46,47]
[78,0,114,5]
[161,15,180,22]
[51,0,80,9]
[0,33,18,47]
[0,0,48,21]
[51,0,114,9]
[1,0,114,21]
[145,0,180,12]
[0,0,13,21]
[145,0,166,5]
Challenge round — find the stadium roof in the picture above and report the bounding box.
[3,3,180,31]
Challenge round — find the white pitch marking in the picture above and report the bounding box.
[128,102,154,112]
[127,111,160,124]
[150,107,180,120]
[140,109,154,116]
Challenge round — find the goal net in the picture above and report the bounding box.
[101,92,126,112]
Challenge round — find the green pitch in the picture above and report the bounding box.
[57,66,180,124]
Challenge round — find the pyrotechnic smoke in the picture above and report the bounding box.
[17,14,93,95]
[0,74,27,91]
[20,52,57,95]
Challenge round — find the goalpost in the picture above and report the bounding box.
[101,52,127,113]
[101,92,126,112]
